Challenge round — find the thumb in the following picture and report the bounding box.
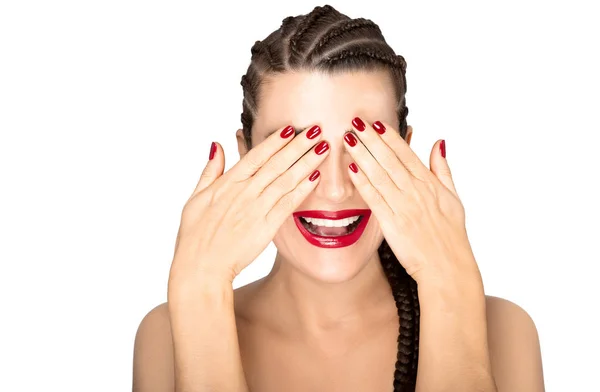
[429,139,458,197]
[192,141,225,196]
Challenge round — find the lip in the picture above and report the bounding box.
[292,209,372,248]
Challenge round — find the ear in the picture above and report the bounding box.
[405,125,413,145]
[236,128,249,159]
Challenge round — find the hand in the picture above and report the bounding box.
[343,117,478,283]
[168,124,330,289]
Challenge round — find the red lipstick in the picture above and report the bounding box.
[292,209,372,248]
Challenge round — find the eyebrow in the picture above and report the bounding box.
[265,126,355,138]
[265,127,301,138]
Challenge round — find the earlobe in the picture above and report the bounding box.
[405,125,413,145]
[236,128,248,159]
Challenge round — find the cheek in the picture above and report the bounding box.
[273,215,298,239]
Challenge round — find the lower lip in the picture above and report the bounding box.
[293,210,372,248]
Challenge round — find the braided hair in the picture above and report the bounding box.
[239,5,419,391]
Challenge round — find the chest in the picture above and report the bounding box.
[236,318,400,392]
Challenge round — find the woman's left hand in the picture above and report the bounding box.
[343,117,480,284]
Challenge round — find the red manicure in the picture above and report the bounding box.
[315,141,329,155]
[344,133,357,147]
[349,162,358,173]
[373,121,386,134]
[440,139,446,158]
[352,117,366,131]
[280,125,295,138]
[209,142,216,160]
[309,170,320,181]
[306,125,321,139]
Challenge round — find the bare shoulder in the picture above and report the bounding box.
[485,295,538,328]
[133,302,174,391]
[484,295,545,392]
[132,283,258,387]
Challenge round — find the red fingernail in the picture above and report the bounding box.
[440,139,446,158]
[309,170,320,181]
[373,121,386,134]
[344,132,357,147]
[349,162,358,173]
[352,117,366,131]
[280,125,294,138]
[209,142,216,160]
[306,125,321,139]
[315,140,329,155]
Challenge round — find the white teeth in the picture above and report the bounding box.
[302,215,360,227]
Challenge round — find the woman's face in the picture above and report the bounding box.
[236,69,412,283]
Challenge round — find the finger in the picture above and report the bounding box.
[191,141,225,197]
[258,138,329,208]
[226,124,299,183]
[346,161,395,221]
[349,117,412,190]
[370,120,430,182]
[429,139,459,197]
[265,169,322,232]
[247,125,323,196]
[343,130,402,204]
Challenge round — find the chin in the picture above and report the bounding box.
[271,217,384,283]
[299,251,371,283]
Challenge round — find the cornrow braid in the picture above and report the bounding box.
[288,5,337,66]
[239,5,418,391]
[306,18,383,63]
[322,47,406,69]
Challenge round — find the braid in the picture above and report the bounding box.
[288,5,336,65]
[380,239,420,390]
[322,46,406,69]
[306,18,382,63]
[239,5,418,391]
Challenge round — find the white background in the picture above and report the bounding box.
[1,0,598,390]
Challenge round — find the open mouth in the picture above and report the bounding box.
[298,215,364,237]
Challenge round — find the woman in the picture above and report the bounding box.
[133,5,544,392]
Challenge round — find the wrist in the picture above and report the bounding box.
[168,269,235,309]
[412,257,484,292]
[168,257,236,294]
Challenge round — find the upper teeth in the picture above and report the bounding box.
[302,215,360,227]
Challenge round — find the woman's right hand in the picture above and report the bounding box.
[168,124,329,290]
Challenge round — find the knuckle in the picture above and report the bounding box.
[244,152,266,172]
[200,165,212,180]
[277,192,296,213]
[273,173,295,195]
[370,170,391,188]
[372,189,385,205]
[366,186,384,205]
[381,150,397,169]
[298,155,314,172]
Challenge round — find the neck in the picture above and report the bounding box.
[257,250,397,339]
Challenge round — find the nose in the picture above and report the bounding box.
[313,140,354,204]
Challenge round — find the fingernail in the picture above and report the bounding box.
[373,121,386,134]
[209,142,216,160]
[280,125,295,138]
[306,125,321,139]
[440,139,446,158]
[344,132,357,147]
[315,140,329,155]
[309,170,320,181]
[349,162,358,173]
[352,117,366,132]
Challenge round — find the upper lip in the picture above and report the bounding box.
[293,209,369,220]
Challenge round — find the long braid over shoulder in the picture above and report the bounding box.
[239,5,419,391]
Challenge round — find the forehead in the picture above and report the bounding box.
[254,69,398,137]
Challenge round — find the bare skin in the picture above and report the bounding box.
[133,70,544,391]
[134,286,543,391]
